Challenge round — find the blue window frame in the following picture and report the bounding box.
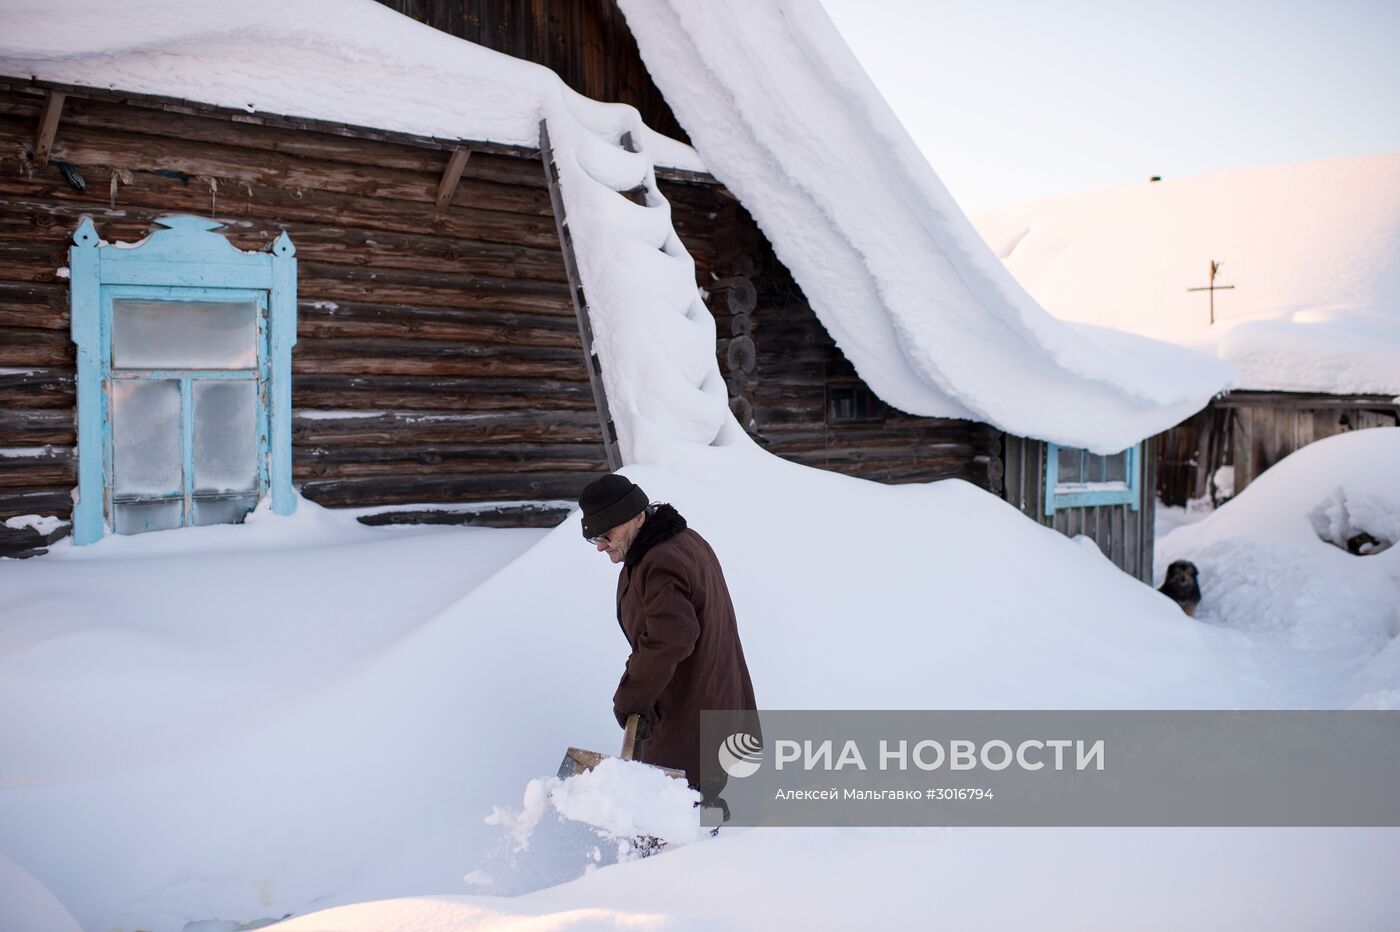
[1043,442,1140,515]
[69,215,297,544]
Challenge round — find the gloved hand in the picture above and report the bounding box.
[633,713,653,742]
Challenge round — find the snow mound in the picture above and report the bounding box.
[618,0,1232,453]
[488,758,702,855]
[266,826,1400,932]
[1309,487,1399,555]
[1158,428,1400,706]
[974,154,1400,394]
[3,442,1326,929]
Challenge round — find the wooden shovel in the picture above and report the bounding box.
[557,714,687,781]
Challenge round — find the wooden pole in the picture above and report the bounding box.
[33,91,66,169]
[434,147,472,210]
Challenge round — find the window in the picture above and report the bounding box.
[1043,443,1140,515]
[826,383,885,425]
[69,215,297,543]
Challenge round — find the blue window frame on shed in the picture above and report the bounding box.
[1043,443,1141,516]
[69,215,297,544]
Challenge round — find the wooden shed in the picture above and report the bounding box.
[1157,392,1398,506]
[0,0,1210,581]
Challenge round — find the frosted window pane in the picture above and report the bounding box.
[193,381,258,493]
[1103,452,1128,483]
[192,494,259,527]
[114,500,182,535]
[112,379,182,496]
[1057,448,1083,485]
[112,299,257,369]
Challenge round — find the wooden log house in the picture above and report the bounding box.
[0,0,1159,581]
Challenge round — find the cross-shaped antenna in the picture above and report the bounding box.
[1187,259,1235,325]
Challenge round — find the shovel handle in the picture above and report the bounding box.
[621,713,640,760]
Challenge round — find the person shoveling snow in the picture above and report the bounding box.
[574,473,759,817]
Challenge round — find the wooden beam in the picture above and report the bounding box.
[32,90,65,168]
[434,147,472,209]
[538,119,623,471]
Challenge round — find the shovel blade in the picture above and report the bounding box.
[556,746,687,782]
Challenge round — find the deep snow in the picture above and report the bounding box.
[1157,428,1400,710]
[3,435,1398,929]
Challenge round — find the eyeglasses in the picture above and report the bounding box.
[586,531,612,546]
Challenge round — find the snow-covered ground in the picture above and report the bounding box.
[3,433,1398,930]
[1157,428,1400,710]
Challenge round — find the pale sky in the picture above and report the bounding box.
[821,0,1400,212]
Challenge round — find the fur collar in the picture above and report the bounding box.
[624,503,687,568]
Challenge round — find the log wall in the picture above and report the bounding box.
[659,183,1004,490]
[0,81,610,554]
[374,0,687,143]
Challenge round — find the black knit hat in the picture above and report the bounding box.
[579,474,649,539]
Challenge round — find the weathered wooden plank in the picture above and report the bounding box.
[294,335,583,363]
[0,116,556,217]
[0,196,571,282]
[0,449,75,488]
[0,279,68,310]
[295,444,606,478]
[0,409,76,445]
[292,409,604,445]
[0,91,558,189]
[299,471,599,507]
[1216,390,1400,409]
[0,239,70,284]
[297,261,574,314]
[0,487,72,519]
[0,79,560,168]
[435,147,473,209]
[290,354,582,379]
[297,300,582,346]
[540,118,621,471]
[32,91,65,168]
[291,374,596,411]
[0,158,563,250]
[356,503,571,529]
[0,369,75,408]
[1139,435,1158,582]
[0,288,70,330]
[0,326,74,367]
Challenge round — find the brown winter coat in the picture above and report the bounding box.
[613,504,757,789]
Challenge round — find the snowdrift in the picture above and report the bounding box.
[1158,427,1400,708]
[1,443,1372,930]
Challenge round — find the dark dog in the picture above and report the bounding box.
[1158,560,1202,616]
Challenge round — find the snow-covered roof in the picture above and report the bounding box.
[0,0,703,171]
[616,0,1234,452]
[1,0,1233,455]
[973,154,1400,396]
